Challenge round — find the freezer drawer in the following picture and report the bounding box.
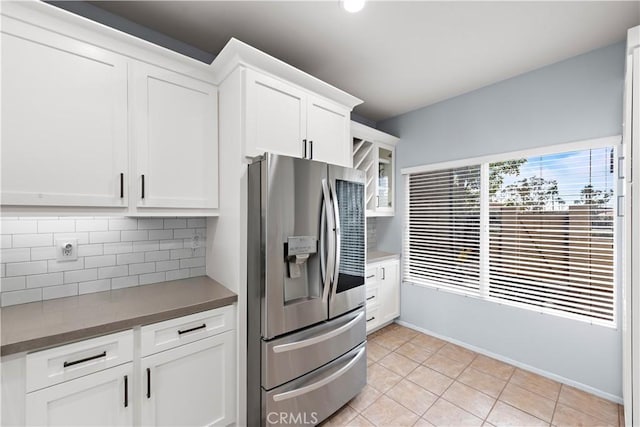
[263,342,366,426]
[262,307,365,390]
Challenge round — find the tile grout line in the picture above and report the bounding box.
[482,361,516,424]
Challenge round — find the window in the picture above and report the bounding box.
[404,138,618,325]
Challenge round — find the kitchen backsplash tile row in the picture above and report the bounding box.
[0,217,207,306]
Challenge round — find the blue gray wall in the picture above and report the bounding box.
[377,41,625,399]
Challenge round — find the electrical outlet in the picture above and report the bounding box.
[190,231,205,249]
[56,239,78,261]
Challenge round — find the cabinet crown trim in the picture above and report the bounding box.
[351,121,400,146]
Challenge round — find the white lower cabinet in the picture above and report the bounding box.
[365,258,400,334]
[26,362,133,426]
[140,332,235,426]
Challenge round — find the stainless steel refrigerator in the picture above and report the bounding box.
[247,153,367,426]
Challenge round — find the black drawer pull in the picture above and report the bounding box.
[120,173,124,198]
[141,174,145,199]
[366,275,375,279]
[124,375,128,407]
[146,368,151,399]
[63,351,107,368]
[303,139,307,159]
[366,316,376,322]
[309,140,313,160]
[178,323,206,335]
[366,296,375,301]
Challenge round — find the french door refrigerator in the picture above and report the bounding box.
[247,153,367,426]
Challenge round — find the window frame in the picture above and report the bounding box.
[402,135,622,327]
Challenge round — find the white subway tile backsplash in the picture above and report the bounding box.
[47,258,84,273]
[166,268,190,281]
[37,220,75,233]
[1,288,42,306]
[76,219,108,232]
[180,257,205,269]
[79,279,111,295]
[77,244,104,257]
[1,276,26,292]
[7,261,48,277]
[111,275,138,290]
[31,247,57,261]
[103,242,133,254]
[121,230,148,242]
[85,255,116,268]
[26,273,64,288]
[1,248,31,263]
[164,218,186,229]
[117,252,145,265]
[43,283,78,300]
[1,217,207,306]
[132,241,159,252]
[108,218,138,231]
[1,220,37,234]
[149,229,173,240]
[138,219,164,230]
[156,260,179,272]
[1,235,12,249]
[187,218,206,228]
[145,251,170,262]
[140,271,165,285]
[54,232,89,244]
[13,234,53,248]
[129,262,155,275]
[90,231,120,244]
[64,269,98,284]
[190,267,206,277]
[98,265,129,279]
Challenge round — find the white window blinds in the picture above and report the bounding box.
[404,142,617,324]
[406,165,481,294]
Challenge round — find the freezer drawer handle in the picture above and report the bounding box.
[63,351,107,368]
[178,323,207,335]
[272,346,365,402]
[272,311,364,353]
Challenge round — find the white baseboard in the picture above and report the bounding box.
[395,320,623,405]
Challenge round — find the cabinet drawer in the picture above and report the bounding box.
[26,330,133,393]
[365,285,378,308]
[365,267,377,284]
[141,305,235,357]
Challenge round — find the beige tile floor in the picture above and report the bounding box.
[322,323,625,427]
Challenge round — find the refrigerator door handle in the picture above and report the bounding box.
[272,346,365,402]
[329,180,341,288]
[321,179,335,302]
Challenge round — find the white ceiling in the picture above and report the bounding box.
[89,1,640,122]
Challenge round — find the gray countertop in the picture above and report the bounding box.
[368,250,400,263]
[0,276,237,356]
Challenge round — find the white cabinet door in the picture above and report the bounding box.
[245,69,307,159]
[132,62,218,209]
[26,363,133,426]
[379,260,400,324]
[307,95,351,167]
[1,18,128,207]
[141,332,235,426]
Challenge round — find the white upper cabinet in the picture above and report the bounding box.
[1,18,128,208]
[132,62,218,210]
[306,95,352,166]
[245,69,307,159]
[213,39,362,167]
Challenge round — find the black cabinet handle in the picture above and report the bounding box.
[124,375,128,408]
[367,316,376,322]
[146,368,151,399]
[120,173,124,198]
[63,351,106,368]
[366,296,375,301]
[178,323,206,335]
[303,139,307,159]
[309,140,313,160]
[141,174,145,199]
[382,267,386,280]
[366,274,375,279]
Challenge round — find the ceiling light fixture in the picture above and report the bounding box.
[342,0,365,13]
